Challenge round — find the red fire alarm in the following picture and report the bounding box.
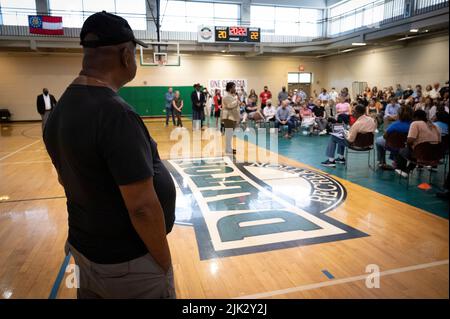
[299,65,305,71]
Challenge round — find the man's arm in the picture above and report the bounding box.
[119,177,171,272]
[36,96,43,114]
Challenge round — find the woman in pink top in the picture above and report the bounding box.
[335,97,351,124]
[300,103,315,133]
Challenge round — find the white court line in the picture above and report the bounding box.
[234,259,449,299]
[0,140,41,162]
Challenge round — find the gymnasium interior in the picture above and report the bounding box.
[0,0,449,300]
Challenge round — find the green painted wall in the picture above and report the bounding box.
[118,86,193,117]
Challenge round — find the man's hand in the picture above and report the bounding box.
[119,178,172,272]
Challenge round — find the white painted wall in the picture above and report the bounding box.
[322,35,449,96]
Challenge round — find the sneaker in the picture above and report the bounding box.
[319,130,327,135]
[335,158,346,164]
[395,169,408,178]
[427,166,438,172]
[321,159,336,167]
[375,129,379,133]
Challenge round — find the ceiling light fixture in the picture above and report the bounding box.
[351,42,366,46]
[410,28,419,32]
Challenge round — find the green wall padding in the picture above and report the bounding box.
[118,86,193,117]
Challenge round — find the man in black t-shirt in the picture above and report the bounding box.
[44,12,176,299]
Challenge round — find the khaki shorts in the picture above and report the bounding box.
[65,241,176,299]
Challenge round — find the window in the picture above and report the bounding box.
[49,0,146,29]
[288,72,312,84]
[49,0,83,28]
[299,73,312,83]
[115,0,146,30]
[160,1,240,32]
[251,5,322,37]
[416,0,448,9]
[328,0,407,36]
[0,0,36,26]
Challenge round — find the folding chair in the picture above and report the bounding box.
[345,132,375,170]
[401,142,444,189]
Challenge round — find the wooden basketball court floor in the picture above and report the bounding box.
[0,119,448,299]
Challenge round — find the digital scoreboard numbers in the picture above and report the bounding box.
[215,26,260,43]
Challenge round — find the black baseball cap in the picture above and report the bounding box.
[80,11,148,48]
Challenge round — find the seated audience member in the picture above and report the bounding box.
[412,85,422,99]
[296,88,307,103]
[383,97,400,129]
[275,100,295,139]
[442,92,449,112]
[376,106,413,170]
[439,81,449,97]
[242,98,263,123]
[429,82,441,99]
[263,100,277,122]
[312,102,328,135]
[318,88,330,102]
[402,85,414,99]
[248,89,258,105]
[366,99,379,123]
[321,104,377,167]
[300,103,315,134]
[434,110,449,136]
[395,110,441,177]
[423,84,432,98]
[424,97,437,121]
[394,84,403,98]
[414,96,426,112]
[307,97,317,110]
[340,87,350,102]
[364,86,372,100]
[335,96,351,124]
[329,87,339,103]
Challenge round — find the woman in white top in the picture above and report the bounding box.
[263,100,277,122]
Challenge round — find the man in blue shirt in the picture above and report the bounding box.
[394,84,403,98]
[165,87,175,126]
[383,97,400,130]
[275,100,295,139]
[376,105,413,169]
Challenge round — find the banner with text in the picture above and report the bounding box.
[208,79,248,96]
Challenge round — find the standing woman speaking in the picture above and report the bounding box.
[221,82,240,155]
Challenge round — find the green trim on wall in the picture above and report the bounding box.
[118,86,193,117]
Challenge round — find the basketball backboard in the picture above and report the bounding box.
[139,41,181,67]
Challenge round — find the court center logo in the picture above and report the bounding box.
[166,157,368,260]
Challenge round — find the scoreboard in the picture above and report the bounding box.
[214,27,261,43]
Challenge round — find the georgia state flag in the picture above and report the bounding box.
[29,15,64,35]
